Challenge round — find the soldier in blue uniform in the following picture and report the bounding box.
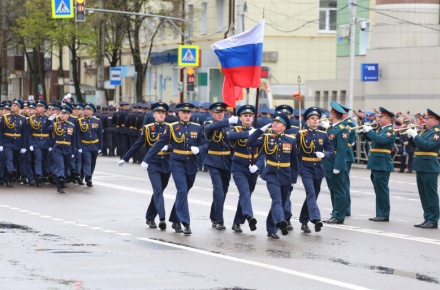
[0,99,28,187]
[143,103,206,235]
[297,107,334,233]
[247,112,299,239]
[0,103,5,185]
[42,106,77,193]
[118,102,171,230]
[362,107,396,222]
[407,109,440,229]
[323,102,349,224]
[29,100,51,187]
[228,105,263,233]
[204,102,237,230]
[256,107,272,128]
[77,103,103,187]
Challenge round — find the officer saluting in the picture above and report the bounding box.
[247,112,299,239]
[297,107,334,233]
[362,107,397,222]
[143,103,206,235]
[407,109,440,229]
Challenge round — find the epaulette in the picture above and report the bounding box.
[347,119,352,123]
[67,121,75,126]
[170,121,179,126]
[338,124,345,129]
[388,127,392,130]
[299,129,307,133]
[291,126,299,129]
[71,115,78,119]
[434,128,439,131]
[145,123,155,128]
[284,134,295,139]
[92,116,100,120]
[78,117,84,122]
[317,130,327,133]
[191,122,200,126]
[204,120,214,125]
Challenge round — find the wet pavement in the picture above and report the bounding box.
[0,157,439,289]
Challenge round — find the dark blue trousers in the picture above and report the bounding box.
[299,170,322,224]
[208,166,231,224]
[82,150,98,178]
[168,167,196,225]
[33,147,49,177]
[145,171,171,221]
[232,170,257,224]
[266,182,289,234]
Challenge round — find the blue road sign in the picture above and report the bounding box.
[178,45,200,67]
[110,67,122,86]
[52,0,74,18]
[361,63,379,82]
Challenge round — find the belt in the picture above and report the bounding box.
[173,149,194,155]
[348,143,352,147]
[302,157,322,162]
[234,152,259,159]
[415,151,439,157]
[56,141,71,145]
[81,139,99,144]
[32,133,49,138]
[267,160,290,168]
[4,133,21,137]
[157,151,170,156]
[208,150,231,156]
[116,125,120,128]
[370,149,391,154]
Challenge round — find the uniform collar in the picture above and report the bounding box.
[333,120,342,127]
[154,121,164,125]
[180,121,191,125]
[308,127,318,132]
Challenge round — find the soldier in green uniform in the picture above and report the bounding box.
[340,104,356,217]
[362,107,396,222]
[323,102,349,224]
[407,109,440,229]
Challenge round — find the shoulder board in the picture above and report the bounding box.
[164,122,170,126]
[67,121,75,126]
[78,117,84,122]
[291,126,299,129]
[338,124,345,129]
[204,120,214,124]
[434,128,439,131]
[299,129,307,133]
[317,130,327,133]
[347,119,352,123]
[388,127,392,130]
[71,115,78,119]
[92,116,100,120]
[191,122,200,126]
[170,122,179,126]
[284,134,295,139]
[145,123,155,128]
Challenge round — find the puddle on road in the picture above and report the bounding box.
[0,222,38,233]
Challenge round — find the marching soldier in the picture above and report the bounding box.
[297,107,334,233]
[0,99,28,187]
[204,102,237,230]
[0,103,5,185]
[362,107,397,222]
[42,106,77,193]
[407,109,440,229]
[323,102,349,224]
[118,102,171,230]
[228,105,262,233]
[247,112,299,239]
[77,103,103,187]
[143,103,206,235]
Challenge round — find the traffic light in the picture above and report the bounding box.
[186,68,195,92]
[75,0,86,22]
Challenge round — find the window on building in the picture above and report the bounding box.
[201,2,207,35]
[217,0,224,32]
[319,0,337,32]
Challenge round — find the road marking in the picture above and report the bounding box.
[136,237,371,290]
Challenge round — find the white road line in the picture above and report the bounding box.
[101,230,116,233]
[136,237,371,290]
[115,233,132,236]
[88,227,103,230]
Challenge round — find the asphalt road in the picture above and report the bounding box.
[1,156,439,290]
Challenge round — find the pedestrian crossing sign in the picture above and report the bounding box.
[178,45,200,67]
[52,0,74,18]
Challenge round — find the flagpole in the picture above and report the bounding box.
[250,87,260,165]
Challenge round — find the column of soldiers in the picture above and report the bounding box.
[0,98,103,193]
[118,99,439,238]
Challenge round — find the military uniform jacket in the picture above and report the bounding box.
[144,121,206,175]
[229,125,264,172]
[77,116,103,151]
[412,125,440,173]
[124,122,170,174]
[247,129,299,185]
[29,114,51,149]
[203,119,232,170]
[365,124,396,172]
[42,119,76,154]
[0,113,28,150]
[342,117,356,163]
[323,122,349,172]
[297,128,334,179]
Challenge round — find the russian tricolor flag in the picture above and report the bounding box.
[211,20,264,107]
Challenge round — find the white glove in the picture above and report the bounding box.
[248,128,257,136]
[249,164,258,173]
[320,120,330,129]
[98,150,102,154]
[20,148,26,154]
[0,146,3,152]
[48,147,52,152]
[161,145,169,151]
[333,169,340,174]
[48,113,57,121]
[260,123,272,132]
[117,160,126,167]
[407,128,417,138]
[191,146,199,155]
[316,152,325,158]
[29,146,34,151]
[362,124,372,133]
[72,154,75,159]
[78,149,82,153]
[228,116,238,125]
[141,162,149,170]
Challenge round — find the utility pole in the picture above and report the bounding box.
[180,0,185,103]
[348,0,356,111]
[95,0,105,105]
[1,0,8,101]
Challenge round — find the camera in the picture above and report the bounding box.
[360,21,367,31]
